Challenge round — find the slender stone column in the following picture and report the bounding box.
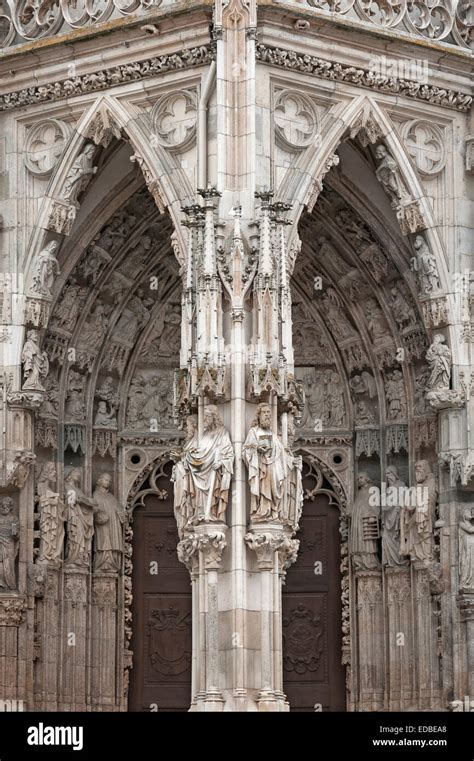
[457,593,474,697]
[33,568,60,710]
[245,525,293,711]
[385,567,413,710]
[90,573,118,710]
[355,570,384,710]
[60,569,88,711]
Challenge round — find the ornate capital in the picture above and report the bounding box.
[245,526,296,571]
[178,525,227,572]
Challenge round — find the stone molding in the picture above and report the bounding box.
[256,44,472,112]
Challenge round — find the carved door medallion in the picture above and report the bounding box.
[283,480,345,711]
[128,463,192,711]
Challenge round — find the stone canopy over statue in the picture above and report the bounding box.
[173,406,234,528]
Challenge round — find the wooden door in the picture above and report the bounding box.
[282,481,346,712]
[128,463,192,712]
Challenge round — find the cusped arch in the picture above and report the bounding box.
[23,93,191,299]
[282,94,454,348]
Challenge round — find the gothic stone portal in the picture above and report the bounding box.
[283,474,345,711]
[129,463,192,712]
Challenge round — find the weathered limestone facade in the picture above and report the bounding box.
[0,0,472,712]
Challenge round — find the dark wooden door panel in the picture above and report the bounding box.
[129,465,192,712]
[283,489,346,712]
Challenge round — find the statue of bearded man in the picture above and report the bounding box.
[184,405,234,523]
[243,403,286,522]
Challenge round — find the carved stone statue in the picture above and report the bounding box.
[94,400,117,428]
[22,330,49,391]
[459,508,474,590]
[280,418,303,532]
[400,460,438,565]
[62,143,97,205]
[171,415,198,538]
[93,473,126,572]
[36,462,65,567]
[354,401,375,426]
[65,370,86,421]
[349,472,380,571]
[412,235,440,294]
[32,241,60,298]
[381,466,408,567]
[426,334,451,391]
[243,403,286,522]
[390,286,417,330]
[320,288,357,341]
[0,498,18,590]
[385,370,407,421]
[184,405,234,523]
[374,144,406,208]
[65,469,95,568]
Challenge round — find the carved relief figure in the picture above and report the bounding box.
[381,466,408,567]
[112,289,152,344]
[243,403,286,522]
[374,144,406,208]
[171,415,198,538]
[65,370,86,421]
[400,460,438,565]
[412,235,440,294]
[93,473,126,572]
[50,279,86,332]
[385,370,407,421]
[36,461,65,567]
[22,330,49,391]
[0,498,18,589]
[300,369,346,429]
[320,288,358,341]
[65,469,95,568]
[364,297,390,347]
[426,334,451,390]
[94,400,117,428]
[349,372,377,399]
[184,405,234,523]
[390,286,417,330]
[414,369,429,415]
[62,143,97,205]
[126,373,175,429]
[80,303,110,353]
[459,508,474,590]
[32,241,60,298]
[354,401,375,426]
[348,472,380,571]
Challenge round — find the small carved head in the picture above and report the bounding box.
[96,473,112,491]
[415,460,432,483]
[203,405,223,431]
[0,497,14,515]
[386,465,399,486]
[357,471,371,488]
[256,403,272,430]
[375,144,387,161]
